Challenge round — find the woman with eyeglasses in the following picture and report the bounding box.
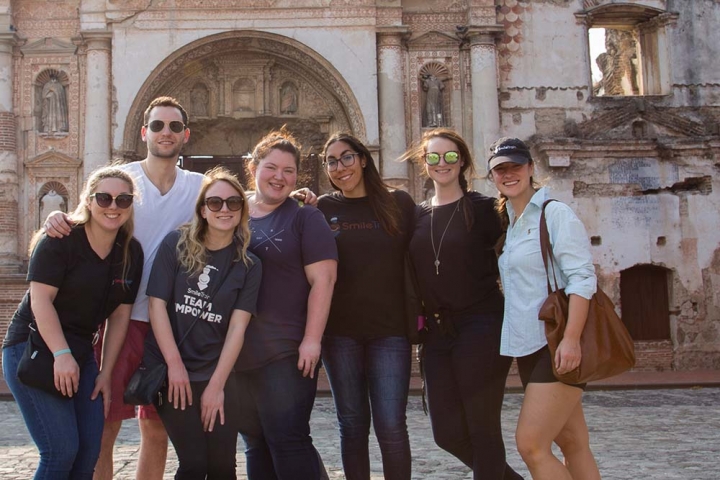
[234,128,338,480]
[143,167,262,479]
[2,166,143,479]
[402,128,523,480]
[317,133,416,480]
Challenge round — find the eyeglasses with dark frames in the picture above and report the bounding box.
[424,151,460,166]
[145,120,186,134]
[90,192,134,209]
[205,196,244,212]
[324,152,359,172]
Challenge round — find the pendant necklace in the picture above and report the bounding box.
[430,200,460,275]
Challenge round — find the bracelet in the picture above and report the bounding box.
[53,348,72,358]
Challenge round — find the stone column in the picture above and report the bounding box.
[81,31,112,177]
[377,27,409,189]
[467,29,502,193]
[0,33,19,270]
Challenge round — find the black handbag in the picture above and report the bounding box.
[16,325,94,398]
[123,358,168,406]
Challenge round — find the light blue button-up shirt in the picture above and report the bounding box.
[498,188,597,357]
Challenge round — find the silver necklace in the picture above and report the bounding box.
[430,201,459,275]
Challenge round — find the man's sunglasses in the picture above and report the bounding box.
[90,192,134,209]
[205,196,244,212]
[145,120,186,133]
[425,151,460,166]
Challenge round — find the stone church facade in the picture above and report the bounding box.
[0,0,718,374]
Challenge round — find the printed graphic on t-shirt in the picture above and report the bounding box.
[252,226,285,252]
[326,215,380,237]
[175,264,223,324]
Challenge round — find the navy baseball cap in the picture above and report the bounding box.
[488,137,532,171]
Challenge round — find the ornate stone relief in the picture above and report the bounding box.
[123,32,364,157]
[402,13,466,34]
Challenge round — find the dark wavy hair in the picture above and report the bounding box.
[322,133,402,236]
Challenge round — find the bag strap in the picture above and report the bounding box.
[539,199,561,296]
[174,246,236,348]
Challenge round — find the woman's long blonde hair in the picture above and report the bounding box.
[29,166,137,286]
[176,166,252,276]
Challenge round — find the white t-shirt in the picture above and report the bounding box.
[121,162,204,322]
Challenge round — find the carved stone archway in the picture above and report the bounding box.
[122,31,365,191]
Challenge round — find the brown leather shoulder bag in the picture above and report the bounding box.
[538,199,636,384]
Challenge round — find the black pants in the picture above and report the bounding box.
[156,375,241,480]
[423,313,523,480]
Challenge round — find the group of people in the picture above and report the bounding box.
[2,95,602,480]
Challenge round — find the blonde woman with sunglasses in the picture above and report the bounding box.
[143,167,262,479]
[2,166,143,479]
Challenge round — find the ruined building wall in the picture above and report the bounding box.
[494,0,720,369]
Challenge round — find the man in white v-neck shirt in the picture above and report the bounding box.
[45,97,204,480]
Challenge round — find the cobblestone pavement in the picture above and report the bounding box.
[0,387,717,479]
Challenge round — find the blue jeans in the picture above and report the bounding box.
[322,335,411,480]
[422,313,522,480]
[236,354,322,480]
[3,341,104,480]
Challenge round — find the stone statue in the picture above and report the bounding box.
[594,29,639,96]
[422,74,445,128]
[191,86,209,117]
[280,83,298,114]
[41,76,69,133]
[39,190,66,228]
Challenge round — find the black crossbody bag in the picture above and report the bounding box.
[124,255,235,406]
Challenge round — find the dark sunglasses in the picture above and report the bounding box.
[90,192,134,209]
[145,120,186,133]
[425,151,460,166]
[205,196,244,212]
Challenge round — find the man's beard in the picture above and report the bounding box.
[148,142,182,159]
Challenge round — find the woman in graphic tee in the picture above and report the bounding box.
[145,167,261,479]
[317,133,416,480]
[234,128,338,480]
[2,166,143,478]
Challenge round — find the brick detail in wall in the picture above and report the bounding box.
[0,202,17,236]
[0,112,16,152]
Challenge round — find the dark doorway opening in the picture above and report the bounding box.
[620,264,671,340]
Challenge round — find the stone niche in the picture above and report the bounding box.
[23,150,81,251]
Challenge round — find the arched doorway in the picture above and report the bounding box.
[122,31,366,193]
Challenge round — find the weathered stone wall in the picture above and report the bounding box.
[493,0,720,369]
